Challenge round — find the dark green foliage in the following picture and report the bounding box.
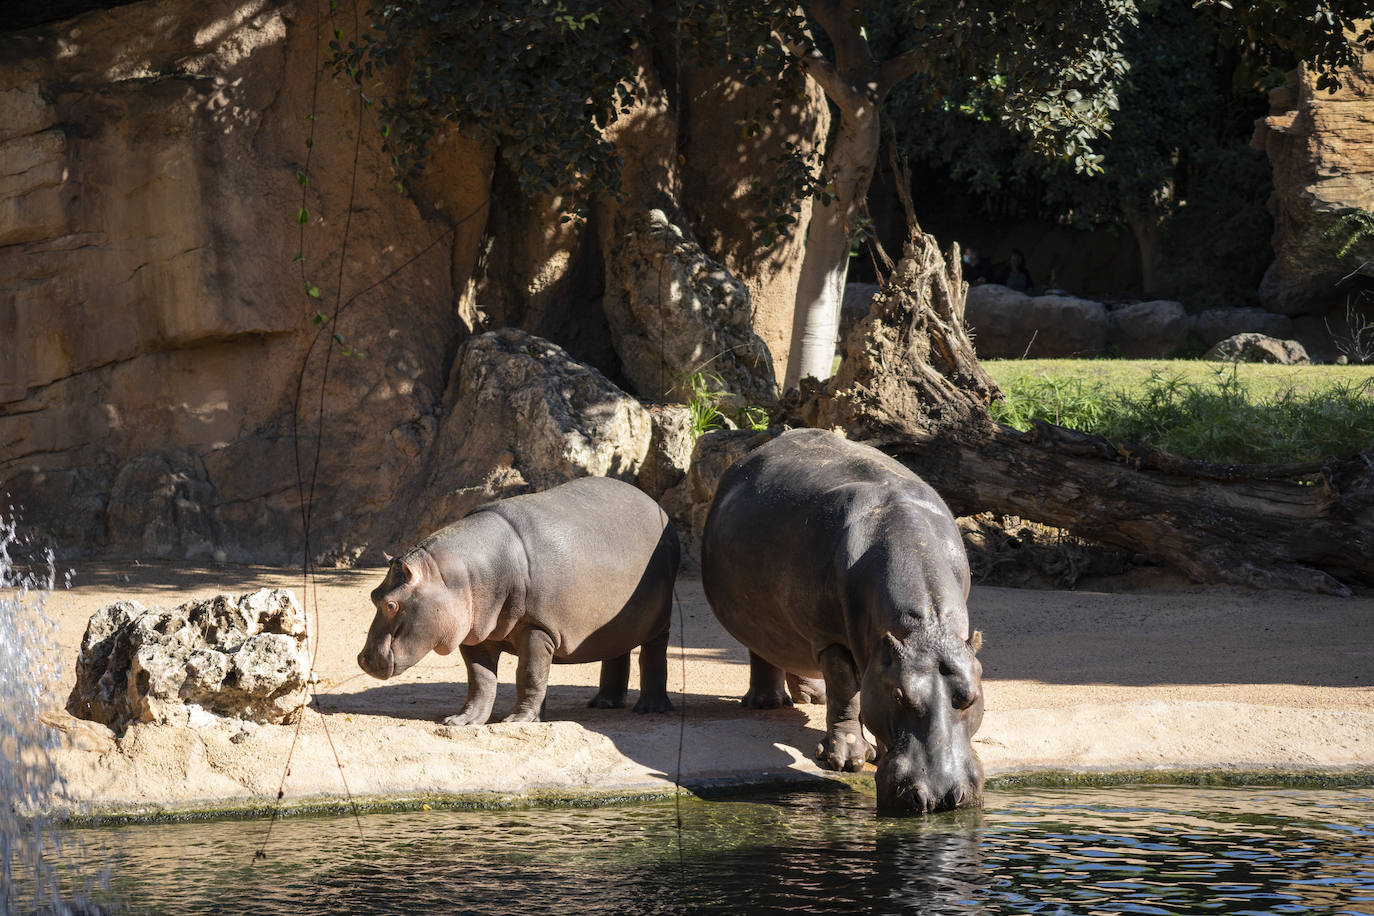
[1150,145,1274,309]
[1323,210,1374,260]
[335,1,1371,252]
[334,1,643,216]
[889,1,1369,303]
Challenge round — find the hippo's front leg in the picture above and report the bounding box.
[443,643,501,726]
[815,644,876,772]
[504,627,555,722]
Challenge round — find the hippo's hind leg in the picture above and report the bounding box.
[815,644,876,772]
[633,625,675,714]
[443,643,501,727]
[786,673,826,705]
[742,652,793,708]
[588,653,631,709]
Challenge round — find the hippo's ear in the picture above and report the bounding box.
[879,632,902,669]
[401,560,417,584]
[968,630,983,655]
[383,551,394,563]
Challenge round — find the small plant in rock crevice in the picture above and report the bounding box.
[680,372,773,443]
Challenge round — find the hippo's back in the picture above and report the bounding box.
[472,476,678,658]
[701,429,965,674]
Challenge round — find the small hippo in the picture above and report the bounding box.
[358,476,679,723]
[701,428,984,813]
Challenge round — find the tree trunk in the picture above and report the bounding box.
[780,1,887,389]
[785,105,879,388]
[782,224,1374,595]
[1126,210,1162,296]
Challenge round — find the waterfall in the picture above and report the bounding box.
[0,512,100,914]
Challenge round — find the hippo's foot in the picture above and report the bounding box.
[441,707,492,727]
[742,686,793,709]
[632,691,675,714]
[786,674,826,705]
[816,726,876,773]
[500,709,543,723]
[587,689,628,709]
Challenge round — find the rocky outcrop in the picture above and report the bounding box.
[370,329,652,552]
[1191,308,1294,346]
[67,588,310,732]
[660,428,776,561]
[636,405,696,502]
[1251,43,1374,315]
[1204,333,1311,365]
[1107,300,1189,358]
[602,209,779,408]
[964,286,1108,358]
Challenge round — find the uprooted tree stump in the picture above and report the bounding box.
[780,224,1374,596]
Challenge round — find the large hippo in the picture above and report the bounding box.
[701,428,984,813]
[358,476,679,723]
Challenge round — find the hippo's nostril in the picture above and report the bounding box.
[944,784,967,810]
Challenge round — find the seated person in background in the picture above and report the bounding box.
[961,246,993,285]
[1003,248,1032,292]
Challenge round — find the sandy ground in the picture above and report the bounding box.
[29,562,1374,818]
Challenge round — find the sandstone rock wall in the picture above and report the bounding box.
[1252,39,1374,316]
[0,0,468,563]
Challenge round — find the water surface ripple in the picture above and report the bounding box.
[34,786,1374,915]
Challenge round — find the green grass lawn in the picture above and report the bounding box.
[983,359,1374,465]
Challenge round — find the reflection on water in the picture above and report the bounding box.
[27,786,1374,915]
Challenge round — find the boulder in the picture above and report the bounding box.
[67,588,310,732]
[1204,333,1311,365]
[1190,308,1295,347]
[1107,300,1189,358]
[602,209,778,408]
[1252,47,1374,315]
[371,329,652,551]
[660,428,776,563]
[636,405,696,501]
[965,285,1108,358]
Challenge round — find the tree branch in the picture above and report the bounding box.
[878,47,924,97]
[774,27,862,111]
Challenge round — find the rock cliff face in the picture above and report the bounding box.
[0,0,466,563]
[0,0,800,565]
[1252,41,1374,316]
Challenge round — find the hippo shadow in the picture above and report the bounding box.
[315,680,834,791]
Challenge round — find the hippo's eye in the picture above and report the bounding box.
[385,600,399,617]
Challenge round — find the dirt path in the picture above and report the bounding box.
[33,562,1374,817]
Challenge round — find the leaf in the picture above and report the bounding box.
[296,171,309,188]
[307,283,321,299]
[292,251,304,263]
[312,312,326,325]
[296,208,310,224]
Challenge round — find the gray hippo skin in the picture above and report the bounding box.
[358,476,679,723]
[701,428,984,813]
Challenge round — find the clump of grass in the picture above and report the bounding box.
[680,372,773,442]
[990,364,1374,465]
[683,371,727,441]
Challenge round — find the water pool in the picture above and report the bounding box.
[24,785,1374,915]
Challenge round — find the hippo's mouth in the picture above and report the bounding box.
[874,749,985,815]
[357,641,396,680]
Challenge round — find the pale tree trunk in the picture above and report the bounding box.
[786,106,880,387]
[1126,210,1162,295]
[778,1,920,388]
